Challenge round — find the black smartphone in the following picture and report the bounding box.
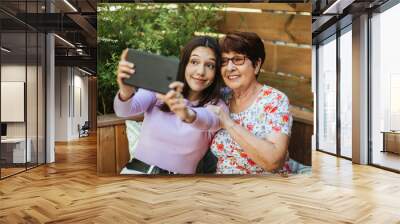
[123,49,179,94]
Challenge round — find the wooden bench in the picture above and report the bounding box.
[97,114,143,175]
[97,108,313,175]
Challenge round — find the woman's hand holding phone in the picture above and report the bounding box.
[156,82,196,123]
[117,49,136,101]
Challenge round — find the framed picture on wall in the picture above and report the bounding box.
[1,81,25,122]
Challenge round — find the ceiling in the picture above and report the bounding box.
[0,0,97,74]
[312,0,390,43]
[2,0,395,74]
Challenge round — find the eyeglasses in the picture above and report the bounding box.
[221,55,246,66]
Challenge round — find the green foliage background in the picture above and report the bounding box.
[97,3,224,115]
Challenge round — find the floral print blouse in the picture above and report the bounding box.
[210,85,293,174]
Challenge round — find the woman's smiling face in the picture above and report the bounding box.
[221,51,259,90]
[184,46,216,95]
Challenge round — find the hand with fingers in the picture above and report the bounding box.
[156,81,196,123]
[117,49,136,101]
[207,105,235,130]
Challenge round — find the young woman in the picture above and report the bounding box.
[114,36,228,174]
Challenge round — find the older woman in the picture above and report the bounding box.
[208,32,293,174]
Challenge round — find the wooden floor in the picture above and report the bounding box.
[1,163,45,178]
[372,150,400,171]
[0,167,26,178]
[0,135,400,223]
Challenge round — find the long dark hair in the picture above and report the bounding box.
[160,36,223,112]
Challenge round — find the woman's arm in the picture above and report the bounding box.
[190,101,228,132]
[114,89,157,117]
[224,119,289,171]
[157,82,227,132]
[208,98,290,171]
[114,49,157,117]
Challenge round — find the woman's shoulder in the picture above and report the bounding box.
[259,85,289,104]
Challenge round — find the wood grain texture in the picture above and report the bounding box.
[290,106,313,125]
[216,3,312,110]
[115,124,130,173]
[218,11,311,44]
[263,43,311,77]
[288,121,313,166]
[97,126,116,175]
[258,72,313,111]
[97,114,144,128]
[383,132,400,154]
[0,167,25,178]
[226,3,312,12]
[1,135,400,223]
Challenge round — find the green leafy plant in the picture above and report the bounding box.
[97,3,224,115]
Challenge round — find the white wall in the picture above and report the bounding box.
[72,73,89,138]
[1,82,25,122]
[55,67,69,141]
[54,67,89,141]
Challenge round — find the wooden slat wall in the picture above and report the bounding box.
[217,3,312,111]
[258,72,313,111]
[218,12,311,44]
[263,43,311,78]
[226,3,312,12]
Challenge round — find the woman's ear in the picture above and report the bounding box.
[254,59,262,75]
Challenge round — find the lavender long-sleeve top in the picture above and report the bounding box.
[114,89,228,174]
